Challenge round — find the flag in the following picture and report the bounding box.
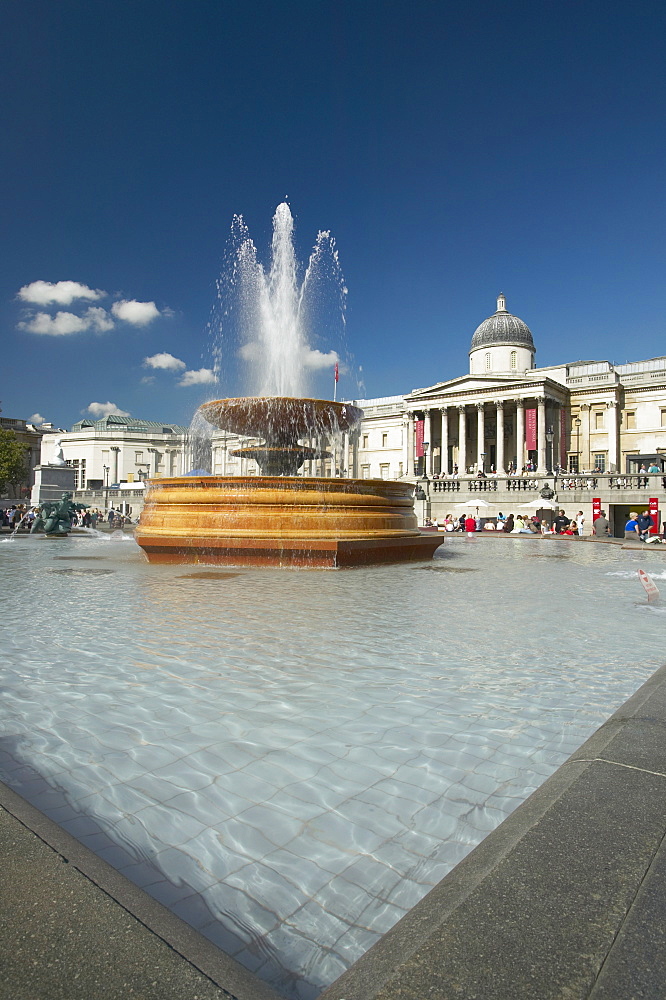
[334,362,339,383]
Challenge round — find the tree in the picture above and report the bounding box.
[0,429,29,497]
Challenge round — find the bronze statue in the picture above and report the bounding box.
[31,492,88,536]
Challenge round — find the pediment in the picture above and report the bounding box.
[406,374,529,400]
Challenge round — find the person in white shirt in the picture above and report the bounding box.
[576,511,585,535]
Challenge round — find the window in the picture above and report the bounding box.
[661,409,666,428]
[594,411,604,430]
[135,451,144,463]
[510,351,517,370]
[568,453,579,473]
[624,411,636,429]
[362,435,369,449]
[379,463,390,480]
[361,464,370,479]
[593,453,606,472]
[381,433,388,447]
[65,458,86,490]
[485,353,491,371]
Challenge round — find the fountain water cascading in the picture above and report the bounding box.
[135,204,442,567]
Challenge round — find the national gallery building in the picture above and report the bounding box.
[350,294,666,482]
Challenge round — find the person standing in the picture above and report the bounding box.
[575,510,585,536]
[593,510,610,537]
[554,510,571,534]
[465,515,476,536]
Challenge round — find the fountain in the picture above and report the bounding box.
[136,205,442,568]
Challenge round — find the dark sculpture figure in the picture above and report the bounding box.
[31,492,88,536]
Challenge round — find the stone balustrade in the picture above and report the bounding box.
[427,473,666,495]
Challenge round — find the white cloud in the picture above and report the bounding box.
[86,401,130,418]
[302,348,339,370]
[238,341,260,361]
[85,307,115,332]
[143,352,186,371]
[18,280,105,306]
[178,368,218,387]
[140,375,156,385]
[28,413,46,425]
[112,299,160,326]
[239,343,338,371]
[18,307,114,335]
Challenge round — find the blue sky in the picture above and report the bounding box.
[2,1,665,429]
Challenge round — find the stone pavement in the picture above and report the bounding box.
[0,782,280,1000]
[320,663,666,1000]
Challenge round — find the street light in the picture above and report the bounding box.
[422,441,429,478]
[545,426,554,473]
[480,451,486,474]
[103,464,109,509]
[574,418,581,473]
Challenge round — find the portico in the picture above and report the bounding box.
[407,387,566,476]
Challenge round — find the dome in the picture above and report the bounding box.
[470,294,534,352]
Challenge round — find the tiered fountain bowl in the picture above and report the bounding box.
[135,396,443,568]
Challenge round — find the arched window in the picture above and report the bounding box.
[485,352,491,371]
[510,350,517,370]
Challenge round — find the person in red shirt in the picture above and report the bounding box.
[465,516,476,535]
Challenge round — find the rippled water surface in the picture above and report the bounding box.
[1,532,664,998]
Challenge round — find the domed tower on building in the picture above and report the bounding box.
[469,294,535,374]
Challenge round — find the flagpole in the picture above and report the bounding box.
[334,361,338,401]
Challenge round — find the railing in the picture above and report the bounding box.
[426,473,666,495]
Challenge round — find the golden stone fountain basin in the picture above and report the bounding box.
[136,476,443,567]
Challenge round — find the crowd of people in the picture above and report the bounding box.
[423,507,663,540]
[0,505,134,532]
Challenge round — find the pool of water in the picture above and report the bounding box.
[1,532,664,998]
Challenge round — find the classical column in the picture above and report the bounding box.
[537,397,547,472]
[515,399,525,472]
[476,403,485,471]
[457,405,467,473]
[440,407,449,475]
[111,446,120,483]
[495,400,505,473]
[406,415,415,477]
[342,431,350,476]
[402,418,410,477]
[606,401,618,472]
[424,408,433,475]
[581,403,591,472]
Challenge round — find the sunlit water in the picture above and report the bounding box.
[1,533,664,998]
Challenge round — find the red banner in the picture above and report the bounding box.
[649,497,660,534]
[415,419,425,458]
[560,408,567,467]
[592,498,602,525]
[525,408,537,451]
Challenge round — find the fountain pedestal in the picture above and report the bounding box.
[135,475,442,567]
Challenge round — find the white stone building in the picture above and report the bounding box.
[37,416,188,510]
[345,295,666,480]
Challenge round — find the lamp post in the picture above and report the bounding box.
[574,418,581,473]
[422,441,429,478]
[545,426,554,473]
[480,451,486,474]
[103,464,109,510]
